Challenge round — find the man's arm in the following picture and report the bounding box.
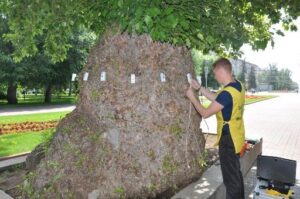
[186,86,223,118]
[190,79,217,101]
[199,86,218,101]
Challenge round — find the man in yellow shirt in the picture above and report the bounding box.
[186,58,245,199]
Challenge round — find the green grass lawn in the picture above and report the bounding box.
[0,111,70,124]
[0,110,69,158]
[0,94,77,108]
[0,129,55,158]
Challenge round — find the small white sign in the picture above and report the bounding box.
[130,74,136,84]
[100,71,106,81]
[160,73,166,82]
[196,75,202,85]
[83,72,89,81]
[187,73,192,84]
[71,73,77,81]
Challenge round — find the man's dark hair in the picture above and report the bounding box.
[212,58,232,73]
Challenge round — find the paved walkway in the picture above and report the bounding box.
[201,92,300,179]
[0,155,27,171]
[0,190,13,199]
[0,105,75,116]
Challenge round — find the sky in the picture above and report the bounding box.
[241,18,300,86]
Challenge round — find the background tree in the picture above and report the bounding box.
[267,64,279,90]
[21,29,95,103]
[277,68,293,90]
[248,66,257,90]
[191,49,218,89]
[257,69,268,86]
[291,81,299,91]
[1,15,94,104]
[257,65,297,91]
[238,59,246,84]
[0,84,7,100]
[0,15,26,104]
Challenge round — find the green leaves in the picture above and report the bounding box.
[4,32,38,62]
[0,0,299,61]
[258,64,297,91]
[197,33,204,41]
[117,0,124,8]
[276,30,285,36]
[164,14,178,29]
[178,18,189,30]
[144,15,153,28]
[150,27,167,41]
[134,22,143,33]
[147,7,161,17]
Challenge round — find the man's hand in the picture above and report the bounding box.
[190,79,201,90]
[186,86,196,102]
[186,85,224,119]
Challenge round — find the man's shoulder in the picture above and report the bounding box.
[226,81,242,92]
[216,90,232,103]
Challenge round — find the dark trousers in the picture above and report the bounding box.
[219,133,245,199]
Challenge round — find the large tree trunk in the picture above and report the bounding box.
[44,84,52,103]
[27,34,205,199]
[7,82,18,104]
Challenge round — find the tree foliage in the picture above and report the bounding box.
[0,15,94,103]
[21,29,95,88]
[0,15,26,103]
[0,16,19,85]
[19,29,94,102]
[238,59,246,84]
[191,50,219,89]
[248,66,257,89]
[258,64,298,90]
[1,0,299,62]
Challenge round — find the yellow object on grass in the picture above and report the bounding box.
[266,188,294,197]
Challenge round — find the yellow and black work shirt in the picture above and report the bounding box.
[215,80,245,153]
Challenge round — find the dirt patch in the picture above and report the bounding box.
[0,165,26,197]
[204,133,219,166]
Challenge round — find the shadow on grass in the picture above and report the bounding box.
[0,94,77,109]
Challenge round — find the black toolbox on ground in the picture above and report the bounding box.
[254,155,297,199]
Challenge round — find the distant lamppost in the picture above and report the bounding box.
[69,73,77,96]
[204,60,209,89]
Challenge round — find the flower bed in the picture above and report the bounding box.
[0,121,58,135]
[245,95,263,99]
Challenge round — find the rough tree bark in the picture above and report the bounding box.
[7,82,17,104]
[26,34,205,199]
